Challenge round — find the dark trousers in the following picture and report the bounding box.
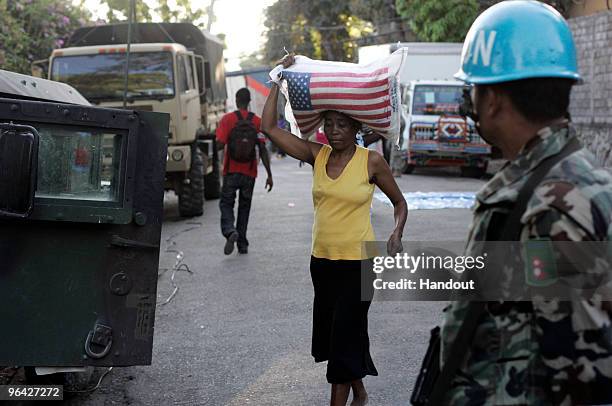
[220,173,255,249]
[310,256,378,384]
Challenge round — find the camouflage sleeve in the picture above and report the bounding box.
[523,181,612,405]
[524,180,602,240]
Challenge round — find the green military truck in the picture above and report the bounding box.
[46,23,227,217]
[0,68,167,386]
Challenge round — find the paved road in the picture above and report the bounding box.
[69,157,486,406]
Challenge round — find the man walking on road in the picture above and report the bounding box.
[424,1,612,405]
[217,88,273,255]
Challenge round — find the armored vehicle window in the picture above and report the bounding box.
[412,85,463,116]
[35,125,122,202]
[51,52,175,102]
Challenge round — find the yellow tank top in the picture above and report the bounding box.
[312,145,376,260]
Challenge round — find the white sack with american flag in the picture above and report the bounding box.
[272,48,407,142]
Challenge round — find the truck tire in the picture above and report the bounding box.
[460,164,487,178]
[404,164,415,174]
[178,146,204,217]
[382,138,391,164]
[204,142,221,200]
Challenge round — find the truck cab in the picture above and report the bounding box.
[46,23,227,217]
[49,42,199,174]
[402,80,491,177]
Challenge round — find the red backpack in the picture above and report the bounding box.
[228,111,258,163]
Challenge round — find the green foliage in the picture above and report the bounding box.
[395,0,479,42]
[156,0,207,27]
[0,0,90,74]
[348,0,401,26]
[105,0,152,22]
[103,0,211,27]
[239,52,265,70]
[263,0,374,63]
[476,0,575,16]
[396,0,575,43]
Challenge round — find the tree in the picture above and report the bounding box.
[105,0,152,22]
[0,0,91,74]
[155,0,207,27]
[103,0,215,28]
[263,0,314,62]
[348,0,415,45]
[395,0,479,42]
[262,0,373,63]
[476,0,575,15]
[239,52,265,70]
[395,0,575,43]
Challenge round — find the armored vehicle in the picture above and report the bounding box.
[0,69,168,382]
[46,22,227,216]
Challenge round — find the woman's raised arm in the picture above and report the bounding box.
[261,66,322,166]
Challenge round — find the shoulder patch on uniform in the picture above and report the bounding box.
[523,238,558,287]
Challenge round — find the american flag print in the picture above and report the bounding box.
[279,49,407,140]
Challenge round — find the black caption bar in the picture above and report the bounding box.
[0,385,63,400]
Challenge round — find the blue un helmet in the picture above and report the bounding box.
[455,0,581,84]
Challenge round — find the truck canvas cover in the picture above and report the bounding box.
[65,23,227,104]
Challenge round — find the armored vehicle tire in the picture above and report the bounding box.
[24,367,65,385]
[24,367,95,391]
[178,146,205,217]
[403,164,415,174]
[204,144,221,200]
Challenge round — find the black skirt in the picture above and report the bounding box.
[310,256,378,384]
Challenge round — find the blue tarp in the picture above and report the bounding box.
[374,192,476,210]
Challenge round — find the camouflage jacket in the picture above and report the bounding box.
[441,125,612,405]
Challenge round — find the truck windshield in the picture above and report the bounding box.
[412,85,462,116]
[51,52,174,102]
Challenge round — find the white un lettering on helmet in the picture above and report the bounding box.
[471,30,497,67]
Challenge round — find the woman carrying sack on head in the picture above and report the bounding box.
[262,54,407,406]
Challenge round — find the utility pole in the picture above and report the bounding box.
[207,0,217,31]
[122,0,136,109]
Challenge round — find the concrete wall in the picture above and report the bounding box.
[568,11,612,168]
[568,0,611,18]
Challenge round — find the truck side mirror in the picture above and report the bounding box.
[0,123,39,218]
[459,86,476,121]
[30,59,49,78]
[400,86,410,114]
[194,55,207,97]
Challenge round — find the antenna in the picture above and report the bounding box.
[122,0,136,109]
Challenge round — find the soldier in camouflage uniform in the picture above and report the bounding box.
[439,1,612,405]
